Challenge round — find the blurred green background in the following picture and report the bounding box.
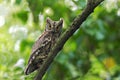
[0,0,120,80]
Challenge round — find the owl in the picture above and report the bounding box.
[24,17,63,75]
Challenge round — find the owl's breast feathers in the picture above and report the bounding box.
[24,31,53,75]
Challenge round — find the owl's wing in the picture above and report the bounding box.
[24,31,52,75]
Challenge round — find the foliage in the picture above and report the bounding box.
[0,0,120,80]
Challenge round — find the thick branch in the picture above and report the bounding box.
[34,0,104,80]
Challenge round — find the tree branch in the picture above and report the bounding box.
[34,0,104,80]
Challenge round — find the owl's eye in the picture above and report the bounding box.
[48,25,51,29]
[49,25,51,28]
[56,26,59,30]
[46,24,51,30]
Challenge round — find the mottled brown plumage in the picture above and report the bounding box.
[24,17,63,75]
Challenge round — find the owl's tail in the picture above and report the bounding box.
[24,63,39,75]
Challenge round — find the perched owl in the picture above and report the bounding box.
[24,17,63,75]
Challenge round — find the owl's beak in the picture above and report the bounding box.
[51,29,55,33]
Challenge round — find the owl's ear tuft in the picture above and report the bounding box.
[58,18,63,26]
[46,17,52,24]
[60,18,63,21]
[60,18,63,23]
